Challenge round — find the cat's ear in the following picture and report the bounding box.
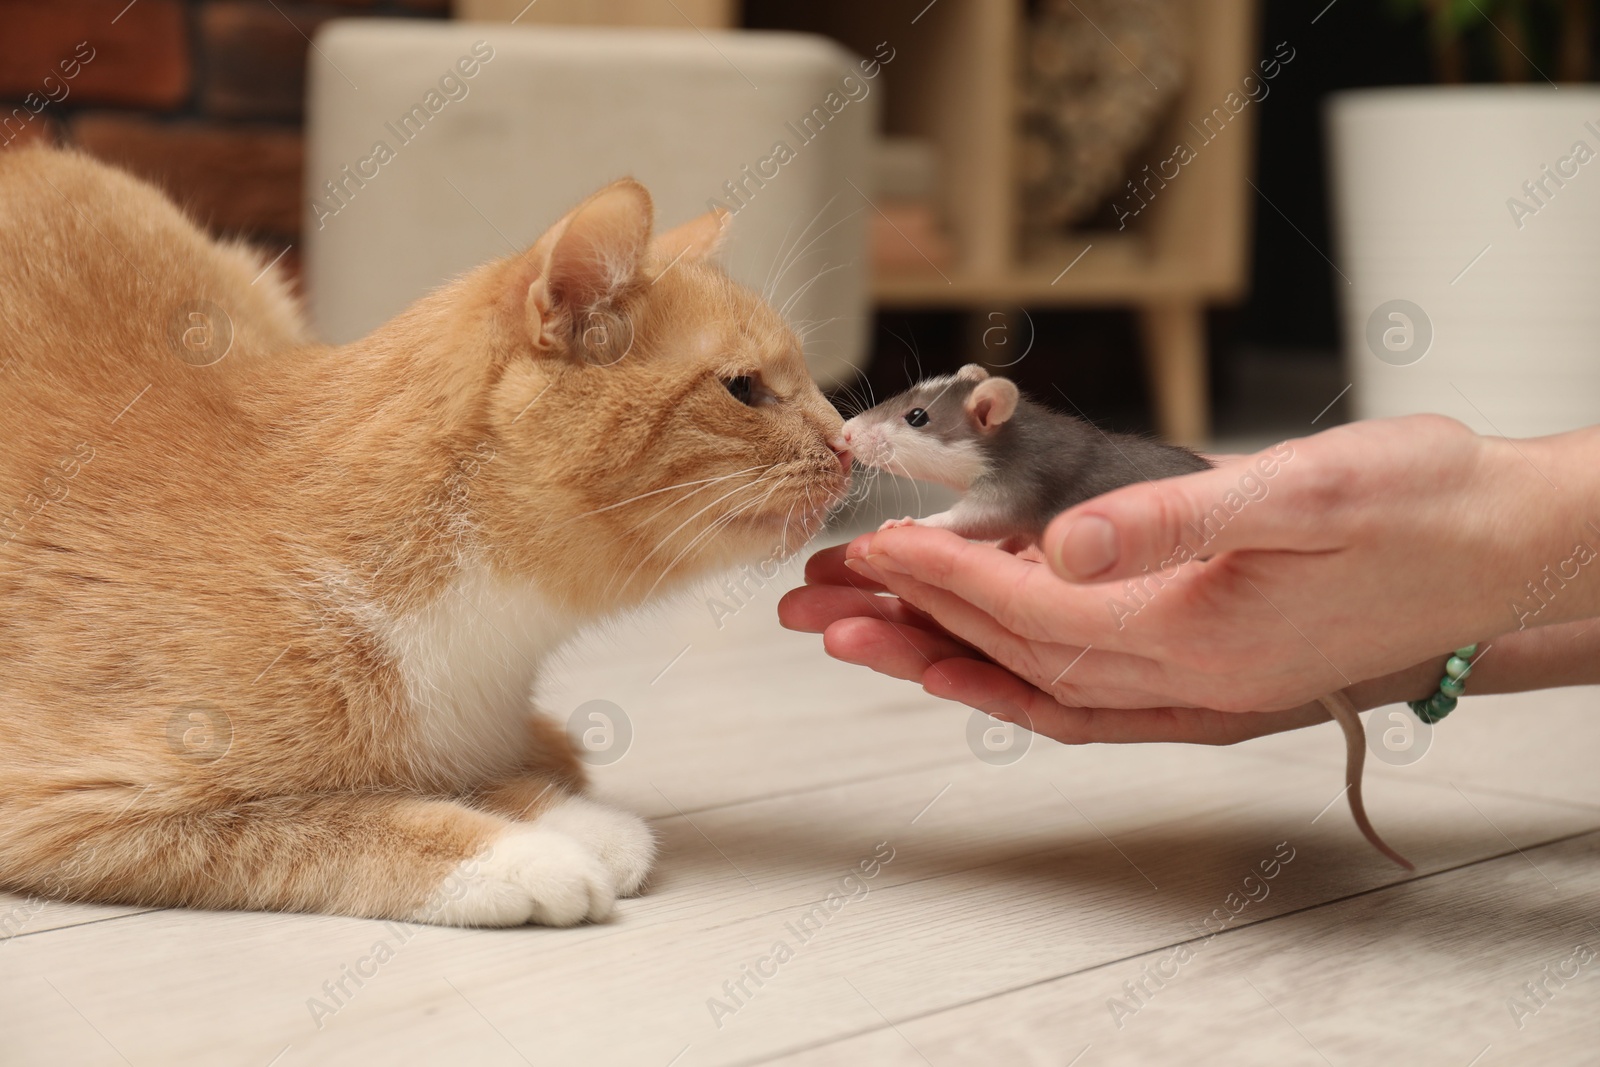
[650,207,731,267]
[965,377,1018,433]
[525,179,653,352]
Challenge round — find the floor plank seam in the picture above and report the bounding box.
[731,826,1600,1066]
[0,907,164,945]
[631,754,976,822]
[1224,743,1600,814]
[15,808,1600,957]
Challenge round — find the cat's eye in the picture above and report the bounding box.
[905,408,929,427]
[724,375,754,406]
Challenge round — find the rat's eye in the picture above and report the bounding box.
[724,376,754,406]
[905,408,929,427]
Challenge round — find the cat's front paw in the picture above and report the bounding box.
[417,797,656,927]
[535,795,656,898]
[878,516,918,531]
[420,825,617,927]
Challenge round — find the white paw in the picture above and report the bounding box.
[878,516,918,531]
[419,826,616,928]
[536,795,656,898]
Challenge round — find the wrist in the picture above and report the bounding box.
[1495,427,1600,631]
[1344,658,1441,713]
[1343,617,1600,711]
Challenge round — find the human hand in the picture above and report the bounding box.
[786,415,1589,721]
[778,542,1335,745]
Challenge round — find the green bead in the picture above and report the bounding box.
[1444,656,1472,679]
[1427,691,1458,719]
[1408,699,1435,723]
[1455,644,1478,659]
[1439,676,1466,698]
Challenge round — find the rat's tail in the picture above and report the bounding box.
[1317,692,1416,871]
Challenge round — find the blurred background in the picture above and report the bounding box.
[4,0,1599,453]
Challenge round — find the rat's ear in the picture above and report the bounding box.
[650,206,730,268]
[965,376,1018,432]
[525,179,653,352]
[956,364,990,383]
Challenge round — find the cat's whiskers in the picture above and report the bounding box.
[761,193,842,305]
[637,460,814,605]
[786,484,835,559]
[759,207,814,306]
[790,316,841,347]
[638,487,774,602]
[791,317,850,369]
[777,493,801,557]
[765,203,861,311]
[607,468,784,601]
[659,463,833,601]
[759,213,806,305]
[778,263,847,323]
[548,465,768,530]
[718,472,808,561]
[632,463,786,532]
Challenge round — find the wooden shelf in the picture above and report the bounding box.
[743,0,1259,442]
[872,233,1254,307]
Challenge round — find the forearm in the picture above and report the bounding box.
[1347,616,1600,711]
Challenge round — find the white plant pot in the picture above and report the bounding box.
[1328,88,1600,437]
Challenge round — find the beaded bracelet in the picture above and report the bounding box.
[1409,644,1478,723]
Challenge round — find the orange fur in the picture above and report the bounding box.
[0,147,846,926]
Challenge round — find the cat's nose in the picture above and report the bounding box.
[832,435,857,476]
[829,438,852,475]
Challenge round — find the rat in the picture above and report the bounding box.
[841,363,1414,871]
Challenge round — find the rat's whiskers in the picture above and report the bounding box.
[882,324,924,386]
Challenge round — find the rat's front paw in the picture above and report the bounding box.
[878,516,919,531]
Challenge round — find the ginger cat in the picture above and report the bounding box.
[0,148,848,926]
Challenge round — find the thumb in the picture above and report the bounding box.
[1043,443,1318,583]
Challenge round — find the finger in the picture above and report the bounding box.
[1042,440,1328,583]
[787,576,1181,711]
[923,658,1329,745]
[925,657,1200,743]
[822,617,981,682]
[866,569,1177,706]
[777,583,930,634]
[804,542,882,590]
[863,562,1070,668]
[860,527,1123,650]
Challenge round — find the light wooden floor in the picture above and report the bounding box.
[3,526,1598,1066]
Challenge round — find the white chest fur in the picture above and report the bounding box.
[384,559,577,782]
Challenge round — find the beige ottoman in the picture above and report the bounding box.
[304,19,875,387]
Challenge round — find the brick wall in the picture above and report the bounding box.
[0,0,450,284]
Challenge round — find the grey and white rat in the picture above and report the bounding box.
[841,363,1414,871]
